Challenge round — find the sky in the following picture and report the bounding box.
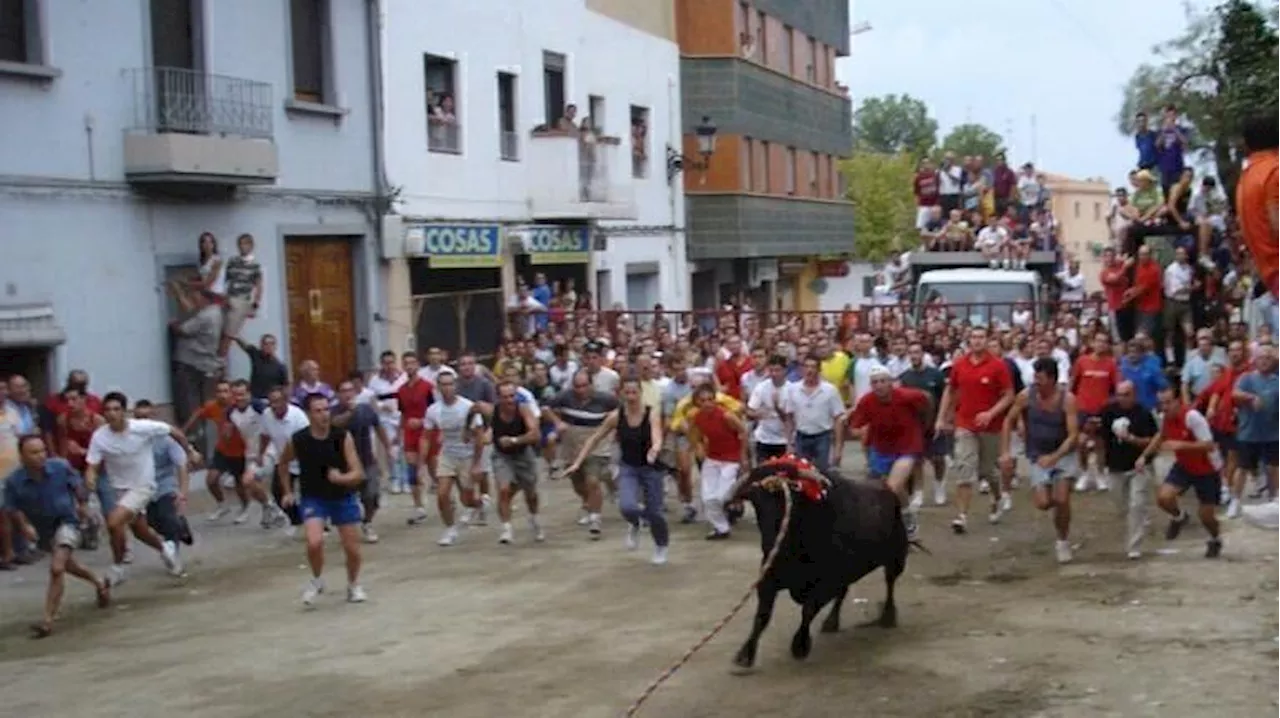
[837,0,1219,188]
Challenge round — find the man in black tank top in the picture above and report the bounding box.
[277,393,367,607]
[472,381,544,545]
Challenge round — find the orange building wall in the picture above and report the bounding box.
[675,0,735,54]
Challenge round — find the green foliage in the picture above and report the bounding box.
[1117,0,1279,200]
[852,94,939,160]
[937,123,1006,161]
[841,151,917,262]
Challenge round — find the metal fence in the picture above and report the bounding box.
[126,66,273,139]
[578,142,610,201]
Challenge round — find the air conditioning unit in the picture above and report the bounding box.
[379,214,405,259]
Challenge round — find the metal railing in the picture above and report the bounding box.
[499,130,520,161]
[578,141,610,201]
[127,67,273,139]
[428,118,462,153]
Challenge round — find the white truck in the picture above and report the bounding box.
[912,268,1043,327]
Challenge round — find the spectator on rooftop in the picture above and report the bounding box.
[1155,104,1190,195]
[1133,111,1158,171]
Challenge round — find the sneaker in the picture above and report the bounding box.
[1225,497,1242,519]
[160,540,183,577]
[498,523,514,545]
[207,506,230,523]
[361,524,379,544]
[232,506,252,525]
[909,491,924,510]
[1205,537,1223,558]
[988,259,999,269]
[624,523,640,551]
[437,526,459,547]
[680,505,698,524]
[932,481,947,506]
[406,507,428,526]
[576,511,591,527]
[529,516,546,542]
[122,547,133,564]
[282,525,298,540]
[951,514,968,534]
[1074,476,1091,493]
[651,546,669,565]
[587,517,602,540]
[1126,550,1142,560]
[988,501,1004,524]
[1054,539,1073,564]
[1094,474,1110,492]
[978,480,990,495]
[999,493,1013,513]
[1002,258,1011,269]
[704,529,731,541]
[1165,511,1190,540]
[903,510,919,541]
[1242,500,1280,530]
[473,495,492,526]
[109,564,128,586]
[347,584,368,603]
[302,577,325,607]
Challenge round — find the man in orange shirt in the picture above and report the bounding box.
[1123,245,1163,346]
[1236,113,1279,336]
[181,379,252,524]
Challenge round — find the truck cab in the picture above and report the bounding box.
[913,268,1043,327]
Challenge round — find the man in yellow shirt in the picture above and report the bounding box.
[818,337,852,404]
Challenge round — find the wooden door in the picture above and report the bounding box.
[285,238,357,387]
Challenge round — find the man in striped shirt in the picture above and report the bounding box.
[544,370,619,538]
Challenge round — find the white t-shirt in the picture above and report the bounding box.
[747,378,791,445]
[784,380,845,435]
[977,226,1007,250]
[260,404,310,473]
[548,361,579,392]
[589,367,620,395]
[417,364,444,386]
[1058,270,1086,302]
[740,370,769,405]
[937,165,963,194]
[848,354,886,405]
[367,370,408,434]
[87,419,174,491]
[1016,175,1041,206]
[872,280,897,306]
[424,397,484,460]
[229,404,264,460]
[1163,262,1193,301]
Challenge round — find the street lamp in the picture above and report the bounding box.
[667,115,717,183]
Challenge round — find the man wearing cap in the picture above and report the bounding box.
[843,365,928,538]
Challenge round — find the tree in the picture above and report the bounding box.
[840,151,917,262]
[937,123,1006,160]
[852,94,939,159]
[1117,0,1279,202]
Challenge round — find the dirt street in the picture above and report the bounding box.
[0,453,1276,718]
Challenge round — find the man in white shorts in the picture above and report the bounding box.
[85,392,196,585]
[422,371,486,546]
[225,379,286,528]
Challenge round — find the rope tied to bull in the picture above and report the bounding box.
[622,463,822,717]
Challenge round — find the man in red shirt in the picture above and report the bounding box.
[1123,244,1163,340]
[913,158,940,230]
[396,352,435,526]
[1137,387,1224,558]
[688,384,748,540]
[935,326,1015,533]
[1071,332,1118,491]
[846,366,929,538]
[1099,248,1132,341]
[1203,339,1248,514]
[714,334,753,401]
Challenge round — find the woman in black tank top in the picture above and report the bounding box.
[566,378,671,563]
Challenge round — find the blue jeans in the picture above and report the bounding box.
[617,463,668,547]
[795,431,833,473]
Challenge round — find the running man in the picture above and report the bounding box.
[421,371,486,547]
[546,370,619,538]
[1002,358,1080,564]
[685,384,749,540]
[660,355,697,523]
[259,386,311,534]
[1071,332,1119,492]
[277,393,367,606]
[844,366,929,539]
[85,392,196,584]
[899,341,949,507]
[567,377,668,564]
[332,379,393,543]
[1233,341,1278,507]
[135,400,192,576]
[367,350,408,494]
[474,380,544,545]
[184,379,250,524]
[397,352,435,526]
[226,379,288,529]
[746,355,793,464]
[935,327,1015,533]
[1099,381,1160,558]
[1137,386,1224,558]
[4,435,111,638]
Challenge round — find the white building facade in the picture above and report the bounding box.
[379,0,689,356]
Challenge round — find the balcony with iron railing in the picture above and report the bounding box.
[525,129,637,220]
[122,66,278,185]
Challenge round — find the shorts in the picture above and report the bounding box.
[539,421,557,447]
[568,455,611,487]
[924,430,952,459]
[951,429,999,486]
[112,483,156,515]
[1163,464,1221,505]
[436,453,475,482]
[867,449,918,479]
[211,452,246,478]
[659,434,689,469]
[360,465,380,508]
[403,428,425,458]
[1238,441,1279,471]
[299,494,363,526]
[492,449,539,493]
[1078,412,1103,432]
[146,493,184,541]
[45,523,82,551]
[1212,429,1237,453]
[224,295,254,339]
[1028,454,1080,487]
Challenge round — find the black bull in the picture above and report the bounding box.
[728,464,911,671]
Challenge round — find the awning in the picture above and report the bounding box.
[0,303,67,347]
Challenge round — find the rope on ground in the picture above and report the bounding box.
[621,477,794,718]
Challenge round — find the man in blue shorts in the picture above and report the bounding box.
[1137,387,1224,558]
[278,393,367,607]
[845,367,929,538]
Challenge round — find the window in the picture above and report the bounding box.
[424,54,460,153]
[834,158,846,199]
[755,10,766,60]
[738,1,753,58]
[497,71,518,161]
[588,94,605,133]
[809,151,819,194]
[289,0,332,103]
[630,105,649,178]
[742,136,754,189]
[760,140,771,193]
[785,146,796,195]
[781,24,793,75]
[0,0,46,66]
[807,36,818,82]
[1074,201,1081,218]
[542,51,567,127]
[1093,201,1102,221]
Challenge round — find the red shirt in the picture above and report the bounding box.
[1071,354,1118,414]
[1132,259,1163,313]
[1161,406,1216,476]
[715,355,753,401]
[45,392,102,418]
[1198,365,1241,433]
[396,377,435,438]
[949,352,1013,433]
[849,387,928,455]
[1099,262,1129,311]
[691,406,744,462]
[913,171,940,205]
